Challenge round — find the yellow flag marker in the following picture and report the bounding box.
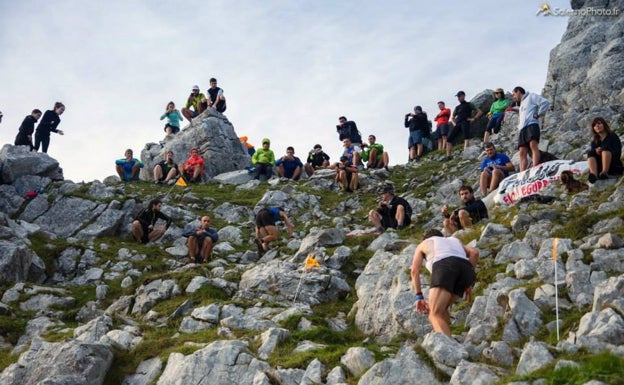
[175,177,187,187]
[305,255,320,269]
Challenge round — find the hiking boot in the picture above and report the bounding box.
[598,172,609,180]
[588,173,597,184]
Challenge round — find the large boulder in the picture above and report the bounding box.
[0,144,63,183]
[140,110,249,181]
[542,0,624,158]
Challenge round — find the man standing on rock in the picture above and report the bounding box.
[448,91,482,157]
[131,198,172,244]
[183,215,219,263]
[411,229,479,337]
[512,86,550,171]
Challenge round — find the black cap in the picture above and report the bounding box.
[455,91,466,97]
[381,186,394,194]
[414,106,422,112]
[313,144,322,149]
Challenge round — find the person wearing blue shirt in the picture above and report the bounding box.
[479,142,514,196]
[115,149,144,181]
[182,215,219,263]
[275,146,303,180]
[160,101,183,135]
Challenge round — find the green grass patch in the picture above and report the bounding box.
[498,351,624,385]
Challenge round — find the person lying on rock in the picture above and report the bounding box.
[131,198,172,244]
[411,229,479,337]
[183,215,218,263]
[254,207,293,255]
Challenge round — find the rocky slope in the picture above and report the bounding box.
[1,1,624,384]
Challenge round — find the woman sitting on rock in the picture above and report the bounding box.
[587,117,623,184]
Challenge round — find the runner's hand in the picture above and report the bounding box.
[415,299,429,314]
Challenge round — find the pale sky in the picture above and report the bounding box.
[0,1,570,182]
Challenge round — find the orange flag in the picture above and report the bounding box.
[305,255,320,269]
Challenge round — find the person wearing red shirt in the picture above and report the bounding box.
[434,101,451,152]
[178,147,205,183]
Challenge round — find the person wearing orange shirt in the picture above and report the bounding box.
[178,147,205,183]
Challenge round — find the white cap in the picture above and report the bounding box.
[192,85,200,91]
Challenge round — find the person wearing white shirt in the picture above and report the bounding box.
[512,86,550,171]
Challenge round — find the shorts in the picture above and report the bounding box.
[486,114,503,134]
[408,130,423,148]
[517,124,540,148]
[255,209,276,227]
[447,121,471,144]
[164,124,180,134]
[378,207,412,229]
[430,257,476,297]
[437,123,450,137]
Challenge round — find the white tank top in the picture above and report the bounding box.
[425,236,468,273]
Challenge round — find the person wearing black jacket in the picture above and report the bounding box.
[405,106,429,162]
[336,116,362,146]
[131,199,172,244]
[34,102,65,153]
[15,109,42,151]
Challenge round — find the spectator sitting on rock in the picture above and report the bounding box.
[131,198,172,244]
[587,117,623,183]
[251,138,275,181]
[441,185,488,234]
[361,134,389,169]
[202,78,226,113]
[304,144,330,177]
[275,146,303,180]
[183,215,218,263]
[181,85,206,123]
[483,88,509,143]
[411,229,479,337]
[153,150,179,184]
[479,142,514,196]
[331,155,359,192]
[115,149,143,182]
[368,185,412,232]
[14,109,42,151]
[341,138,362,168]
[160,101,183,136]
[179,147,204,183]
[254,207,294,255]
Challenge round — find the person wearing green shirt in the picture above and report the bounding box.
[251,138,275,181]
[181,85,206,123]
[483,88,510,143]
[361,134,389,169]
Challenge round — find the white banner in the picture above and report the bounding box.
[494,160,589,205]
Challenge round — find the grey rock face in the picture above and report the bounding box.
[132,279,181,314]
[156,340,271,385]
[34,196,105,238]
[340,347,376,377]
[0,339,113,385]
[0,144,63,183]
[122,357,162,385]
[357,344,444,385]
[140,111,249,181]
[515,341,554,375]
[0,240,46,284]
[450,359,502,385]
[353,247,430,342]
[237,260,349,306]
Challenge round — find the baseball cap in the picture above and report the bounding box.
[414,106,422,112]
[313,144,322,149]
[455,91,466,97]
[495,88,504,94]
[262,138,270,144]
[192,85,200,91]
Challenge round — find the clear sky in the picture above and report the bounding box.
[0,1,570,182]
